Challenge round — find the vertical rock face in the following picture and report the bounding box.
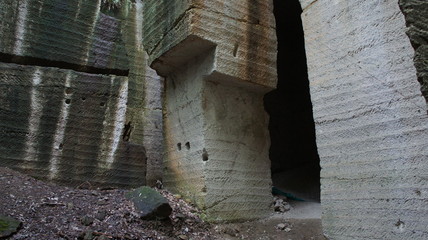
[399,0,428,105]
[0,0,164,187]
[300,0,428,239]
[0,0,128,72]
[143,0,277,221]
[143,0,277,87]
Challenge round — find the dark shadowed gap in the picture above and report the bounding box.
[264,0,320,202]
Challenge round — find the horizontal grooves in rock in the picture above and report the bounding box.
[0,0,129,73]
[143,0,277,88]
[0,52,129,76]
[0,62,145,187]
[303,0,428,238]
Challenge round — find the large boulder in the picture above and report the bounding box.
[125,187,172,220]
[0,215,22,238]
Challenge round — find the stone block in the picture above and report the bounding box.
[0,215,22,238]
[0,0,128,72]
[0,62,146,187]
[126,186,172,220]
[159,48,272,221]
[143,0,277,89]
[301,0,428,238]
[0,0,165,187]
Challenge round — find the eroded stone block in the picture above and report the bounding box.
[0,62,146,187]
[301,0,428,238]
[145,1,277,221]
[143,0,277,88]
[0,0,128,72]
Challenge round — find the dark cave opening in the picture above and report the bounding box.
[264,0,321,202]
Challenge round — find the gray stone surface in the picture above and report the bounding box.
[146,0,276,221]
[0,62,146,186]
[0,0,128,71]
[142,66,164,186]
[161,49,272,222]
[0,215,21,238]
[302,0,428,239]
[0,0,164,187]
[125,186,172,220]
[143,0,277,89]
[399,0,428,104]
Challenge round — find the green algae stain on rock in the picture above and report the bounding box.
[126,187,172,220]
[0,215,22,238]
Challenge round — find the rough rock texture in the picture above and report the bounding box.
[143,0,277,88]
[161,50,272,222]
[0,0,128,72]
[300,0,428,239]
[0,215,22,238]
[0,62,146,186]
[125,186,172,220]
[141,65,164,186]
[143,0,277,221]
[399,0,428,104]
[0,0,164,187]
[118,1,164,186]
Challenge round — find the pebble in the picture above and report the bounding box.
[177,234,188,240]
[67,203,74,209]
[274,198,291,212]
[277,223,287,230]
[95,211,108,221]
[81,216,94,226]
[276,223,292,232]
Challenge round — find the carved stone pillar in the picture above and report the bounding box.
[143,0,277,221]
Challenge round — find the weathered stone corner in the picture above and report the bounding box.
[143,0,277,221]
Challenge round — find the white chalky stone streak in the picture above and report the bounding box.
[49,72,73,179]
[13,0,29,55]
[106,78,128,166]
[22,68,43,168]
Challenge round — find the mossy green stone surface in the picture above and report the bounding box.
[125,187,172,220]
[0,215,21,238]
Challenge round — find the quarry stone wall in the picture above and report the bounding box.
[1,0,427,236]
[300,0,428,239]
[0,0,164,187]
[143,0,277,221]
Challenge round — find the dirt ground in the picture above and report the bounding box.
[0,167,326,239]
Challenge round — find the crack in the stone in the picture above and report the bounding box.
[302,0,320,12]
[0,52,129,76]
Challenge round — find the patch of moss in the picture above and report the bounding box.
[102,0,131,10]
[0,216,21,237]
[0,219,8,231]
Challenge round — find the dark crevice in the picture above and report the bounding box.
[0,52,129,76]
[398,0,428,106]
[123,121,132,141]
[265,0,320,202]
